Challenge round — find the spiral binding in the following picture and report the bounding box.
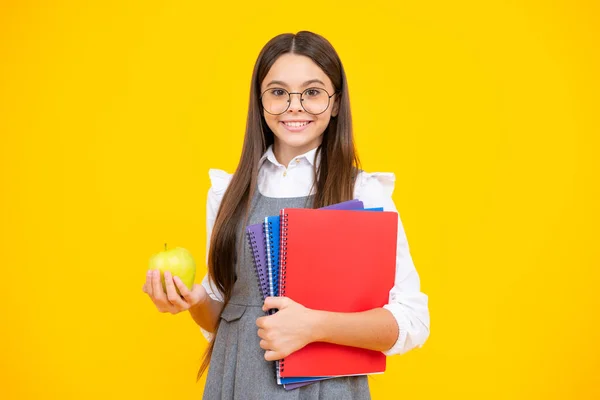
[246,230,267,299]
[280,212,289,298]
[266,219,278,297]
[279,210,289,375]
[264,219,273,298]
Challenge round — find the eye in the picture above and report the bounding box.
[304,88,322,97]
[269,88,287,97]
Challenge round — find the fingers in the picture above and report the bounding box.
[144,269,192,315]
[164,271,189,311]
[173,276,192,302]
[256,322,282,360]
[263,296,288,312]
[256,316,270,329]
[151,269,165,301]
[144,270,153,296]
[148,269,175,314]
[257,328,267,340]
[264,350,282,362]
[260,342,284,360]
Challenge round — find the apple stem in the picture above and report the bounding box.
[165,243,167,251]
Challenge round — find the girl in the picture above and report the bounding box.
[143,31,430,399]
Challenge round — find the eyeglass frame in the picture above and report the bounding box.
[259,87,338,115]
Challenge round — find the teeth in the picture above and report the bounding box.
[284,121,309,127]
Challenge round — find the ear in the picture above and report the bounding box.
[331,96,340,118]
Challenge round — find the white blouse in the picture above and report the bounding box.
[201,145,430,356]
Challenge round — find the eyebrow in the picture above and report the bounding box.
[265,79,327,88]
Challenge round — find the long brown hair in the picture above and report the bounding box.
[197,30,361,380]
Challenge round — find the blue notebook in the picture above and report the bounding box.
[264,215,280,299]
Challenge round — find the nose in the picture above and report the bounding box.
[287,93,304,113]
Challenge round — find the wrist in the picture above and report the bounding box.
[190,294,210,311]
[308,309,328,343]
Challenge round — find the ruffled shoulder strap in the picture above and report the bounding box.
[355,170,396,199]
[208,168,233,196]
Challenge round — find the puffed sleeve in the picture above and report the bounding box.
[199,169,232,341]
[354,171,431,355]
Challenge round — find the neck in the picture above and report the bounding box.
[273,141,321,167]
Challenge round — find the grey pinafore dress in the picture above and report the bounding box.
[203,190,371,400]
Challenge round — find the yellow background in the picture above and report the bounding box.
[1,1,598,399]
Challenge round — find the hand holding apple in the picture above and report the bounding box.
[142,244,205,314]
[143,268,208,314]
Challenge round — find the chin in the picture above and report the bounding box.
[275,133,321,150]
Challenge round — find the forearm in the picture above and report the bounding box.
[311,308,398,352]
[189,296,224,333]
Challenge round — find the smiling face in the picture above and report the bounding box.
[260,53,339,162]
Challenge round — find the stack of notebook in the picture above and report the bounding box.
[245,199,398,390]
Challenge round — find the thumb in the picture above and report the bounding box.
[263,296,288,311]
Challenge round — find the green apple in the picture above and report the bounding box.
[148,244,196,295]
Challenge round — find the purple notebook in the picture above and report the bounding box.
[321,199,364,211]
[245,224,269,300]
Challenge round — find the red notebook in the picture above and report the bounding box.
[278,208,398,378]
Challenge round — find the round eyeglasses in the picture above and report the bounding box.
[260,87,337,115]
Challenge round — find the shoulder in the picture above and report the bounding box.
[207,168,233,211]
[354,170,397,210]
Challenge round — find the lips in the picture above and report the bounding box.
[280,120,312,132]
